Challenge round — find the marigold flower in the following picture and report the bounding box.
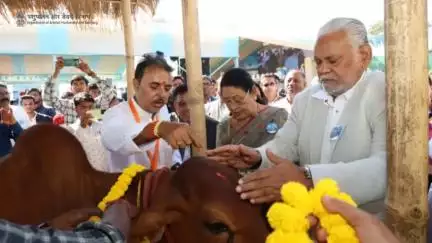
[280,182,313,216]
[267,203,309,232]
[266,230,312,243]
[319,214,346,231]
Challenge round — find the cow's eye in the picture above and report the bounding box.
[204,221,230,235]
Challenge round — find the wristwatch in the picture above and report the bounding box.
[303,165,312,180]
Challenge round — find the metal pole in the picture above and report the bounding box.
[210,57,233,76]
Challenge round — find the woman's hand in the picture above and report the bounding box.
[236,150,311,204]
[206,144,261,169]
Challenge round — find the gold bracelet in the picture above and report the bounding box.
[154,121,162,137]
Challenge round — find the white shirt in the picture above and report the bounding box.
[28,113,37,126]
[271,98,292,113]
[205,99,229,122]
[173,146,191,164]
[67,119,110,172]
[101,99,176,172]
[312,75,363,164]
[11,105,31,129]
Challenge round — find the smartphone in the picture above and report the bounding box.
[63,58,79,67]
[89,109,102,121]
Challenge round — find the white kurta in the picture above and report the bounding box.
[101,99,175,172]
[67,119,110,172]
[11,105,31,129]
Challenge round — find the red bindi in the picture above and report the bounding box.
[216,172,228,181]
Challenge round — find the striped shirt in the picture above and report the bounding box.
[0,220,125,243]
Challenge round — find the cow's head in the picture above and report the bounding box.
[131,157,270,243]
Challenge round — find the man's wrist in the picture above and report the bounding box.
[87,70,96,77]
[301,165,314,189]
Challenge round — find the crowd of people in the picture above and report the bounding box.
[0,16,422,242]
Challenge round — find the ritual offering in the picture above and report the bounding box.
[266,178,359,243]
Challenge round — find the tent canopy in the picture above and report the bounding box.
[0,22,239,57]
[0,0,158,24]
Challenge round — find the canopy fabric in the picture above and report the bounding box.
[0,23,239,57]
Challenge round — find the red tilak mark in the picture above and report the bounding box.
[216,172,228,181]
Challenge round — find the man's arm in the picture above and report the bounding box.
[42,75,74,115]
[101,108,158,156]
[256,96,302,169]
[92,74,115,111]
[0,220,124,243]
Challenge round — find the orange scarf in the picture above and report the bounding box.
[128,98,160,171]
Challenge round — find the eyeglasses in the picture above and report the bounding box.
[221,90,250,106]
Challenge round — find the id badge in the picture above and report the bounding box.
[330,125,344,141]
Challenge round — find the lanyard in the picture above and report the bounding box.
[128,98,160,171]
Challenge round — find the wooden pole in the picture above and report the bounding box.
[181,0,206,154]
[121,0,135,96]
[385,0,429,241]
[303,57,316,85]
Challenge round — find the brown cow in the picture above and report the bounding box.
[0,124,270,243]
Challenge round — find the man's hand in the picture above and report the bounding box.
[103,200,137,239]
[157,122,202,149]
[313,196,400,243]
[49,208,101,230]
[54,57,64,77]
[0,108,16,125]
[236,149,311,204]
[77,58,94,76]
[206,144,261,169]
[80,111,94,128]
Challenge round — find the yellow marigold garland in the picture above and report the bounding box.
[266,178,359,243]
[89,163,149,243]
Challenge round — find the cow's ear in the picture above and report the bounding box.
[130,170,187,240]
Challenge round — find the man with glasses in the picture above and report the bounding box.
[102,52,201,172]
[202,76,217,104]
[260,73,281,104]
[43,57,115,125]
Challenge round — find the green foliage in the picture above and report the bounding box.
[368,20,384,35]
